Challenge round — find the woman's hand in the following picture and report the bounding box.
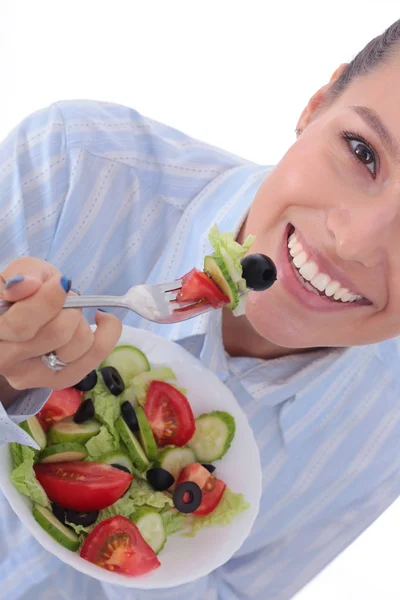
[0,257,122,392]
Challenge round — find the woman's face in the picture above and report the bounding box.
[243,56,400,349]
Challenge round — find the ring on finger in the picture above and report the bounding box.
[42,351,68,372]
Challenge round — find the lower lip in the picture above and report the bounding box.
[278,226,365,313]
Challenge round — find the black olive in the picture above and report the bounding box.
[201,463,216,474]
[65,509,99,527]
[52,503,67,525]
[121,401,139,433]
[100,366,125,396]
[111,463,131,474]
[73,398,95,424]
[173,481,202,514]
[73,370,98,392]
[241,253,277,291]
[147,467,175,491]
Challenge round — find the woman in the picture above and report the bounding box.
[1,18,400,600]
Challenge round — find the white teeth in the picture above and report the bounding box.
[287,229,364,303]
[299,261,318,281]
[325,280,341,297]
[311,273,331,292]
[293,251,308,268]
[334,287,348,300]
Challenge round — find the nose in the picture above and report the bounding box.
[326,201,397,268]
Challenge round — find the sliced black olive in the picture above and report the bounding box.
[111,463,131,474]
[65,509,99,527]
[73,398,95,424]
[52,502,67,525]
[121,401,139,433]
[73,370,98,392]
[173,481,202,514]
[241,253,277,291]
[201,463,216,474]
[147,467,175,491]
[100,366,125,396]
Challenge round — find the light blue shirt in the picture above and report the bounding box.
[1,100,400,600]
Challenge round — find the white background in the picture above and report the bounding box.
[1,1,400,598]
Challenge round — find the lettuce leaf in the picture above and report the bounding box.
[85,374,120,444]
[85,425,119,460]
[161,508,188,536]
[184,489,249,537]
[10,444,49,508]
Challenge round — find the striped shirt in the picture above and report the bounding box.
[0,100,400,600]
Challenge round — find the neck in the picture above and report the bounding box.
[222,307,317,360]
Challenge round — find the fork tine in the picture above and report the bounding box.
[164,290,180,303]
[156,280,183,294]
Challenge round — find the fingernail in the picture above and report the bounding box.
[5,275,25,289]
[60,276,72,293]
[70,287,81,295]
[98,308,109,313]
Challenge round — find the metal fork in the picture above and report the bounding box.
[0,280,215,324]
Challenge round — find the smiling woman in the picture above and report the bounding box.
[1,16,400,600]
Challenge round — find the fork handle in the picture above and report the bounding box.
[0,294,129,316]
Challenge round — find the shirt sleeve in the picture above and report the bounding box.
[0,103,69,446]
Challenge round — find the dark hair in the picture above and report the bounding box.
[328,19,400,101]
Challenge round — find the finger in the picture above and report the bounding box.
[55,316,95,364]
[0,305,83,368]
[5,311,122,390]
[0,258,57,302]
[0,273,72,343]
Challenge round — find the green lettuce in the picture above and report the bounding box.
[208,224,254,288]
[10,444,49,508]
[184,489,250,537]
[85,374,121,444]
[85,425,119,460]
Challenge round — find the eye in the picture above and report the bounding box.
[341,131,377,178]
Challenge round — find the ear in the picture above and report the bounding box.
[296,63,348,135]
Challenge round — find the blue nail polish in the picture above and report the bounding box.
[5,275,25,289]
[70,287,81,296]
[98,308,109,313]
[60,276,72,293]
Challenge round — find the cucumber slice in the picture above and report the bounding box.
[131,507,167,554]
[33,504,80,551]
[132,368,176,406]
[98,451,134,473]
[135,407,158,462]
[188,411,236,461]
[158,446,197,486]
[101,345,150,384]
[204,254,239,310]
[39,443,88,463]
[115,417,150,473]
[48,417,101,445]
[19,416,47,450]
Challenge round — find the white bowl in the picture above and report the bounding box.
[0,325,262,589]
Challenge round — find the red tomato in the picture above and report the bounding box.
[144,381,195,447]
[37,388,82,432]
[80,516,160,576]
[34,462,132,512]
[176,463,226,516]
[176,268,229,308]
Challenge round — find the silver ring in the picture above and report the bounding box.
[42,351,68,372]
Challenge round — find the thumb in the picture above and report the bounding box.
[0,258,57,302]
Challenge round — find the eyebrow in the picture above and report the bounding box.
[350,105,400,163]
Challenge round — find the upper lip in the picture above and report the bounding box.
[290,226,370,301]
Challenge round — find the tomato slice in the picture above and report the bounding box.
[176,463,226,516]
[80,516,160,576]
[37,388,82,432]
[176,268,229,308]
[144,381,195,447]
[34,462,132,512]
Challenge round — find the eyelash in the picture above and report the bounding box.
[340,129,378,179]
